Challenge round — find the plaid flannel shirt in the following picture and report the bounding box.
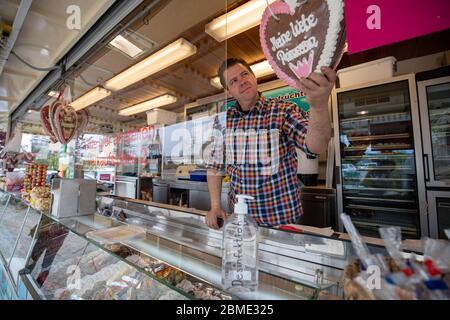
[207,95,315,226]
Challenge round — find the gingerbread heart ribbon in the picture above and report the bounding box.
[40,87,89,144]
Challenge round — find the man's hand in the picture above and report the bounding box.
[206,206,227,229]
[299,66,335,155]
[297,66,336,109]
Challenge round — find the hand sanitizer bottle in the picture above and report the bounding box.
[221,195,259,293]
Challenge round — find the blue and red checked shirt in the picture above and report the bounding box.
[207,95,315,226]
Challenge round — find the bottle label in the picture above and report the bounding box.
[230,271,252,282]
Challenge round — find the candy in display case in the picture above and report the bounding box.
[19,216,190,300]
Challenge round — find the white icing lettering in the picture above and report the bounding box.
[276,36,318,65]
[289,13,318,37]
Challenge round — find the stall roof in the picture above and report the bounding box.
[69,0,273,126]
[0,0,117,131]
[3,0,449,135]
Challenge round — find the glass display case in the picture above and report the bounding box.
[418,75,450,187]
[1,189,395,300]
[0,189,42,299]
[161,112,226,180]
[19,215,190,300]
[332,75,427,238]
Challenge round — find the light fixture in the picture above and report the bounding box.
[210,59,275,89]
[48,90,59,98]
[105,38,197,91]
[109,34,144,59]
[205,0,276,42]
[71,87,112,111]
[357,110,369,115]
[118,94,177,116]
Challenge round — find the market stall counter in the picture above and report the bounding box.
[0,189,420,300]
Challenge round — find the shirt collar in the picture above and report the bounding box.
[231,92,265,116]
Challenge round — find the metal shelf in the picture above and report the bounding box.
[345,133,410,142]
[345,196,415,203]
[340,112,411,124]
[343,186,415,192]
[346,204,417,214]
[344,144,412,151]
[342,166,414,171]
[343,155,412,160]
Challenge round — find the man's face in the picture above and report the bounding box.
[223,63,258,105]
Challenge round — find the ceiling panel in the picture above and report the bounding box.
[0,0,116,115]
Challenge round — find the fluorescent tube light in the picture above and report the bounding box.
[118,94,177,116]
[210,59,274,89]
[105,38,197,91]
[210,77,223,89]
[205,0,276,42]
[48,90,59,98]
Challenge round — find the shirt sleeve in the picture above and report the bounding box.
[205,120,226,174]
[281,102,317,157]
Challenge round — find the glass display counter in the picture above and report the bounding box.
[0,190,391,300]
[0,189,42,300]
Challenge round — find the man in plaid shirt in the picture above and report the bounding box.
[206,58,334,229]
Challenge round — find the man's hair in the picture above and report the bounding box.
[218,57,254,89]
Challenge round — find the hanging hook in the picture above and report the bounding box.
[265,0,280,21]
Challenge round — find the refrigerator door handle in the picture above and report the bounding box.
[423,154,430,182]
[335,166,341,185]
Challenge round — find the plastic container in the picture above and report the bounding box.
[337,56,397,88]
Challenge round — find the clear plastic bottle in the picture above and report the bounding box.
[221,195,259,293]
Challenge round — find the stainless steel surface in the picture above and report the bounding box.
[189,189,211,211]
[114,176,137,199]
[418,76,450,188]
[0,254,18,299]
[152,182,169,204]
[152,178,230,211]
[299,188,337,229]
[18,272,43,300]
[51,179,97,218]
[8,206,31,267]
[332,74,427,238]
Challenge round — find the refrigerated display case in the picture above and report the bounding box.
[0,189,42,300]
[427,190,450,239]
[332,74,427,239]
[417,69,450,238]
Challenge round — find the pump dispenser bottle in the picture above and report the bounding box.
[221,195,259,292]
